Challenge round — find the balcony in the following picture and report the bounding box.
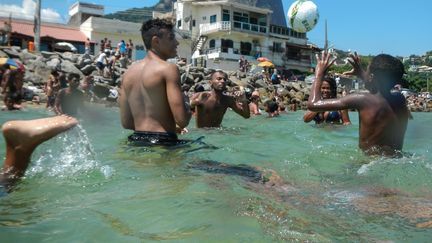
[200,21,231,35]
[199,21,268,36]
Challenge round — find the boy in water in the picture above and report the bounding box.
[0,115,78,192]
[120,18,191,145]
[308,52,410,156]
[55,73,84,116]
[190,70,250,128]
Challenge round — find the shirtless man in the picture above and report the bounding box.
[55,73,84,116]
[120,18,191,146]
[0,115,78,192]
[190,70,250,128]
[308,52,410,156]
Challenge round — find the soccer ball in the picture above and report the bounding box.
[287,0,319,33]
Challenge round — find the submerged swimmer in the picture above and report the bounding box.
[304,76,351,125]
[0,115,78,192]
[308,52,410,156]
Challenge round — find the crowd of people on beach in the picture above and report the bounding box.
[0,18,417,196]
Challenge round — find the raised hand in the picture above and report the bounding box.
[343,52,368,81]
[315,51,336,78]
[191,92,210,106]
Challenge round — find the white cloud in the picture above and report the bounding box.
[0,0,63,23]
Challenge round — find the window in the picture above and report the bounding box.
[240,42,252,55]
[192,20,196,27]
[177,20,181,28]
[210,15,216,23]
[209,39,215,48]
[221,39,233,53]
[222,9,230,21]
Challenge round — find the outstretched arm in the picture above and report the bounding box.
[308,52,364,112]
[228,91,250,119]
[303,110,318,123]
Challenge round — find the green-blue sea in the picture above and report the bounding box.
[1,105,431,242]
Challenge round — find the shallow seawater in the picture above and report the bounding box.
[1,105,431,242]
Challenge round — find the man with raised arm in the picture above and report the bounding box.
[119,19,191,146]
[308,52,410,156]
[190,70,250,128]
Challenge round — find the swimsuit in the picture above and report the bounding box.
[313,111,342,124]
[128,131,188,147]
[325,111,342,123]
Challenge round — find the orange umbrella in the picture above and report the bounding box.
[257,61,275,68]
[256,57,271,62]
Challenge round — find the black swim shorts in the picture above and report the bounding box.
[128,131,188,147]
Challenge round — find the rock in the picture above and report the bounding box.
[20,49,38,61]
[60,60,84,78]
[1,48,21,58]
[61,52,78,63]
[254,79,268,88]
[40,51,58,59]
[46,58,62,70]
[92,82,111,98]
[24,71,45,85]
[80,64,96,75]
[0,50,8,57]
[291,82,302,92]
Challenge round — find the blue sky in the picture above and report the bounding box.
[1,0,430,57]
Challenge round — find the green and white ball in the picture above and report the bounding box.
[287,0,319,33]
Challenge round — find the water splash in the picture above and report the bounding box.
[29,124,99,178]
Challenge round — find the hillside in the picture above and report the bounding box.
[104,0,175,23]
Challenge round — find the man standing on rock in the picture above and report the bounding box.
[119,18,191,146]
[190,70,250,128]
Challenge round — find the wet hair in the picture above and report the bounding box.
[67,73,80,81]
[140,18,174,50]
[265,100,279,113]
[369,54,405,90]
[51,70,59,76]
[323,76,337,98]
[210,70,227,80]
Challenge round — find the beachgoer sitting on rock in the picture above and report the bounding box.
[190,70,250,128]
[303,76,351,125]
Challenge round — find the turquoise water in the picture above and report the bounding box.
[0,105,431,242]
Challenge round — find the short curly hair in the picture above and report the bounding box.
[369,54,405,82]
[140,18,174,50]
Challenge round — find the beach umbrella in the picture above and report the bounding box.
[0,57,24,71]
[0,57,19,68]
[256,57,271,62]
[257,61,275,68]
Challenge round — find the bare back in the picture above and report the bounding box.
[120,53,190,133]
[357,92,409,154]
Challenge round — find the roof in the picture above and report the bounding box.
[0,18,88,43]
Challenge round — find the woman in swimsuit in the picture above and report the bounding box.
[303,76,351,125]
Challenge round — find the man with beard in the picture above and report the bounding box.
[190,70,250,128]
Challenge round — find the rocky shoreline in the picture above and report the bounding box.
[1,46,430,112]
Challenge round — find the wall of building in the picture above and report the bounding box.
[80,17,143,59]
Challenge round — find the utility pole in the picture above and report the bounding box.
[34,0,41,52]
[324,19,328,52]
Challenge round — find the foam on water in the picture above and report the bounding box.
[28,124,101,178]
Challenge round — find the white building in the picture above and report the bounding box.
[174,0,319,72]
